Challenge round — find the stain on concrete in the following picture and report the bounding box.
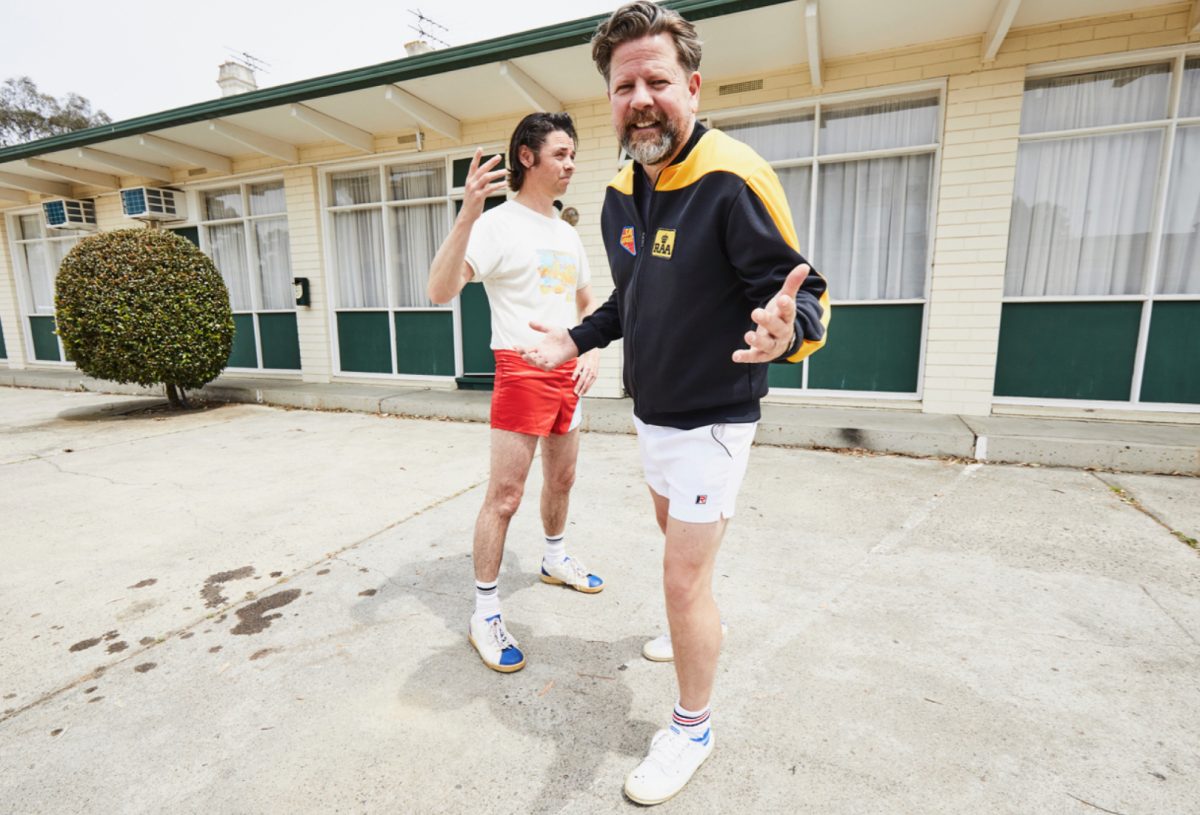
[269,571,282,578]
[316,569,330,576]
[3,693,14,700]
[106,641,128,654]
[139,637,155,646]
[133,663,156,674]
[180,632,194,640]
[359,589,377,597]
[50,729,62,737]
[840,427,866,446]
[231,589,301,636]
[103,630,119,641]
[69,638,101,653]
[128,578,157,589]
[117,600,158,621]
[83,687,97,694]
[87,697,103,704]
[201,566,255,608]
[249,648,278,661]
[209,646,223,654]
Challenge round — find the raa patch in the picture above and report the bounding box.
[652,229,676,259]
[620,226,637,256]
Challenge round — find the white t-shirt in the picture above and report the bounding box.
[464,200,591,350]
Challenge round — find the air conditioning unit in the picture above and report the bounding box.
[42,199,97,230]
[120,186,186,221]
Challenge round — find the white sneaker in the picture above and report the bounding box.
[468,613,526,673]
[623,725,714,805]
[540,555,604,593]
[642,622,728,663]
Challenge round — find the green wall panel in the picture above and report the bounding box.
[395,311,455,376]
[780,303,923,393]
[0,316,7,359]
[227,313,258,368]
[995,302,1140,401]
[29,316,61,362]
[259,312,301,371]
[460,282,494,375]
[338,311,392,373]
[1141,301,1200,405]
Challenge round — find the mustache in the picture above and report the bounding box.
[622,110,668,132]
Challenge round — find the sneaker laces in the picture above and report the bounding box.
[489,616,519,650]
[645,728,692,770]
[559,555,590,583]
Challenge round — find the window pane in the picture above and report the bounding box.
[18,214,43,240]
[249,181,286,216]
[1182,58,1200,119]
[776,165,812,252]
[21,241,53,313]
[390,162,445,201]
[1005,130,1161,296]
[820,96,938,155]
[332,209,385,307]
[331,170,381,206]
[1021,64,1170,134]
[254,217,294,309]
[205,223,251,310]
[204,187,243,220]
[721,112,814,161]
[816,154,932,300]
[391,203,448,307]
[453,155,505,188]
[1157,125,1200,294]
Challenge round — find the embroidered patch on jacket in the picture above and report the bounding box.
[620,226,637,256]
[652,229,676,259]
[695,495,708,505]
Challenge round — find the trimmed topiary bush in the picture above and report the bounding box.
[55,228,235,408]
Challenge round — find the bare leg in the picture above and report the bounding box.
[662,513,727,711]
[539,428,580,536]
[473,429,539,583]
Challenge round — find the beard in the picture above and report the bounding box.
[620,110,680,166]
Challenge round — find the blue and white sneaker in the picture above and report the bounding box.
[468,613,525,673]
[540,555,604,594]
[624,725,715,805]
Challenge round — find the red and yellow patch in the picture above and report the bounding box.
[620,226,636,256]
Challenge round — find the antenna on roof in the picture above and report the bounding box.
[407,9,451,48]
[222,47,272,75]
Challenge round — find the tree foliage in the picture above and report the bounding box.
[55,229,235,407]
[0,76,111,147]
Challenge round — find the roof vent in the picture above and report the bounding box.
[404,40,434,57]
[719,79,764,96]
[217,61,258,97]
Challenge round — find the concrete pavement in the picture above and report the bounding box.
[0,386,1198,814]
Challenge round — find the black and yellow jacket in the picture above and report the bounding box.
[569,122,830,429]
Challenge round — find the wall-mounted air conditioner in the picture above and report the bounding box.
[42,199,97,230]
[120,187,186,221]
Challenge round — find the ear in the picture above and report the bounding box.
[687,71,702,113]
[519,145,535,169]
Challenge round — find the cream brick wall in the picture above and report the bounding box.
[0,213,25,368]
[282,167,331,382]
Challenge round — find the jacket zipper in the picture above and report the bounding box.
[626,178,654,406]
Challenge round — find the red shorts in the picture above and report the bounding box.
[491,350,580,437]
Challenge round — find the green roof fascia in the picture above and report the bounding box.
[0,0,792,165]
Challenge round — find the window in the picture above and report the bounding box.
[713,90,941,395]
[998,54,1200,406]
[9,213,87,362]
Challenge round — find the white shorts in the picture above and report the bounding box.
[633,416,757,524]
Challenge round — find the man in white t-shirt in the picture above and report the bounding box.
[428,112,603,673]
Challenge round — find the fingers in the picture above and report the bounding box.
[528,320,551,335]
[781,264,809,301]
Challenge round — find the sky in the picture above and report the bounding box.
[4,0,618,123]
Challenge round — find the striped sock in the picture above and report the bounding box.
[543,533,566,565]
[671,703,711,740]
[475,580,500,619]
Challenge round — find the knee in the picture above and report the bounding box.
[662,556,705,610]
[546,465,576,495]
[488,481,525,519]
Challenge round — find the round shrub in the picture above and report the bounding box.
[55,228,235,404]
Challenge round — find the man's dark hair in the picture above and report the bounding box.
[508,112,577,192]
[591,1,703,84]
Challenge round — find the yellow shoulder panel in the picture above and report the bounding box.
[608,162,635,195]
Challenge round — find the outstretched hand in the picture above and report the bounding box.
[460,147,508,222]
[518,321,580,371]
[732,264,809,363]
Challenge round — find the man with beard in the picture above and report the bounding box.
[428,112,603,674]
[518,1,830,804]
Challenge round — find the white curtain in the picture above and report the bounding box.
[721,113,814,161]
[206,223,251,310]
[821,97,939,154]
[1158,125,1200,294]
[1021,64,1171,134]
[776,166,812,252]
[249,181,286,216]
[254,217,294,309]
[1182,58,1200,118]
[17,214,80,314]
[390,163,445,200]
[391,204,447,308]
[204,188,243,220]
[1005,130,1160,297]
[817,154,931,300]
[331,170,379,206]
[333,209,384,308]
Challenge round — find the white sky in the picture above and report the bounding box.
[4,0,618,122]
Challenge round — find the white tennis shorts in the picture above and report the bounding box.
[633,415,758,524]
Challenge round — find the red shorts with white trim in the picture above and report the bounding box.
[490,350,581,437]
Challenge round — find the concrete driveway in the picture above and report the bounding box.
[1,386,1197,814]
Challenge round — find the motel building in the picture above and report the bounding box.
[1,0,1198,420]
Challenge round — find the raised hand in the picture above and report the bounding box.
[459,147,508,223]
[517,321,580,371]
[732,264,809,363]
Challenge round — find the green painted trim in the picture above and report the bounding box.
[1141,301,1200,405]
[0,316,7,359]
[227,313,259,368]
[29,315,61,362]
[259,312,302,371]
[338,311,392,374]
[0,0,787,164]
[395,311,456,376]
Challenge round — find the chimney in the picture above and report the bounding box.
[404,40,434,57]
[217,61,258,97]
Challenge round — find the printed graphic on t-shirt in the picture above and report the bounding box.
[537,250,578,300]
